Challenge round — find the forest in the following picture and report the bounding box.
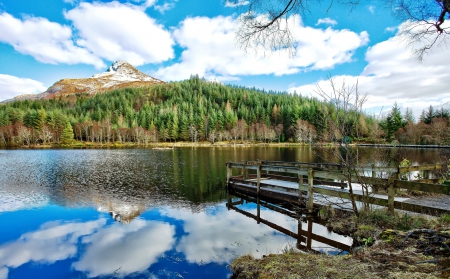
[0,76,448,147]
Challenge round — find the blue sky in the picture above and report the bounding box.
[0,0,449,119]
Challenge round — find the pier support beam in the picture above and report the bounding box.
[388,177,395,213]
[307,168,314,213]
[298,169,303,202]
[226,162,231,185]
[257,161,261,195]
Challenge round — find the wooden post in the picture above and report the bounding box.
[395,167,401,195]
[307,217,313,249]
[257,161,261,196]
[297,219,302,249]
[372,164,377,194]
[298,168,304,202]
[307,168,314,213]
[257,200,261,224]
[387,177,395,213]
[226,162,231,185]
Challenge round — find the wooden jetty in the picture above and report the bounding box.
[226,161,450,216]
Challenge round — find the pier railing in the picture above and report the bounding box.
[226,160,449,215]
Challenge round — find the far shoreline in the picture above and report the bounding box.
[1,141,449,149]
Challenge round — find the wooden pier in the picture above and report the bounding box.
[226,161,450,215]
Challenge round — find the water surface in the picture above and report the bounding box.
[0,147,442,278]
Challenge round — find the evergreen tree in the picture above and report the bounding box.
[61,121,74,144]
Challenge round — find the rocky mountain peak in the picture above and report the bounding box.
[4,60,164,103]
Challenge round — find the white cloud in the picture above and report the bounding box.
[368,5,375,13]
[64,1,174,66]
[385,26,397,32]
[142,0,157,8]
[0,267,7,279]
[155,15,368,81]
[289,21,450,119]
[73,219,175,277]
[0,74,46,102]
[0,12,105,69]
[225,0,249,7]
[316,18,337,26]
[63,0,79,5]
[154,2,176,13]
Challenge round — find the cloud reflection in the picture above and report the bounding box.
[0,219,105,274]
[0,267,7,279]
[163,205,351,264]
[0,216,175,278]
[163,207,299,264]
[73,219,175,277]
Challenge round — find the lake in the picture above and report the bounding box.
[0,147,443,278]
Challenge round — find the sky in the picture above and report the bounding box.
[0,0,449,120]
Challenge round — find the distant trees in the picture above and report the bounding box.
[385,104,450,145]
[0,76,448,147]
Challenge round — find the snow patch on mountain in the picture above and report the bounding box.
[92,60,159,83]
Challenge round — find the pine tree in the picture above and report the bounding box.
[61,121,74,144]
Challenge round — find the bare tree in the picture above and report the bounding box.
[315,77,369,215]
[38,124,53,145]
[235,0,450,59]
[274,123,283,143]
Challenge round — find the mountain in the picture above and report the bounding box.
[5,61,164,102]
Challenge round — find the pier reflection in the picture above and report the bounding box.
[227,190,352,254]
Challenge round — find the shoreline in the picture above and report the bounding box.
[2,141,450,149]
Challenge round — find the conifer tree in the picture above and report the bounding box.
[61,121,74,144]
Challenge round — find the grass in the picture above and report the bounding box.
[230,209,450,279]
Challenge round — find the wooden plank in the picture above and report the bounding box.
[229,205,303,241]
[229,179,449,215]
[393,201,450,216]
[313,180,347,188]
[365,166,397,172]
[230,163,258,170]
[261,165,300,174]
[358,176,388,185]
[314,171,347,181]
[265,173,298,182]
[399,164,442,172]
[299,229,351,251]
[308,168,314,212]
[416,178,443,184]
[394,180,449,194]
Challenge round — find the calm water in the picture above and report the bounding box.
[0,147,443,279]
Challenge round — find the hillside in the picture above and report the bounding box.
[0,76,369,146]
[0,75,447,147]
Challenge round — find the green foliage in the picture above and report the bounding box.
[61,121,74,144]
[0,77,373,145]
[380,102,406,140]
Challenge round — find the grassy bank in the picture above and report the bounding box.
[230,210,450,279]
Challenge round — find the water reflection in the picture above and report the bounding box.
[0,219,106,279]
[226,191,352,254]
[73,219,175,277]
[0,147,444,278]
